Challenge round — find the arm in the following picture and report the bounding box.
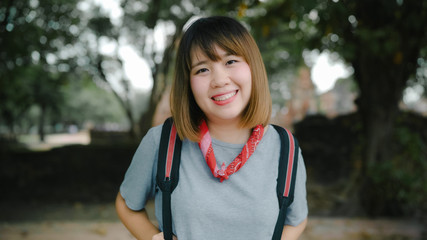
[281,218,308,240]
[116,192,160,240]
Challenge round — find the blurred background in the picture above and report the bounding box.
[1,0,426,239]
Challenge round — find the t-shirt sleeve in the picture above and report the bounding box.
[284,149,308,226]
[119,126,161,211]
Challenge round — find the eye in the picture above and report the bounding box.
[226,60,237,65]
[195,68,209,74]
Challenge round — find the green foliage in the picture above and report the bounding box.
[392,127,427,206]
[367,113,427,216]
[245,0,427,101]
[88,15,115,38]
[0,0,81,135]
[60,76,127,128]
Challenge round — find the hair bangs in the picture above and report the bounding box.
[186,18,246,66]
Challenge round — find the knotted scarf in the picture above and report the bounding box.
[198,120,264,182]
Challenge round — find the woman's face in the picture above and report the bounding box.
[190,45,252,126]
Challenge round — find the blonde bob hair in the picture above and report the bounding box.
[170,16,272,142]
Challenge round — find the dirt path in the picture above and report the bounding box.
[1,202,423,240]
[1,217,423,240]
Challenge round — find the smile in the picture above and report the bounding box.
[212,90,237,101]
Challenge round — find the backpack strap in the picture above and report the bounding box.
[156,121,298,240]
[271,125,300,240]
[156,117,182,240]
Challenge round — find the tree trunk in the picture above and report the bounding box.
[352,42,419,215]
[355,66,403,174]
[333,0,427,216]
[139,61,168,136]
[139,19,188,136]
[96,57,138,139]
[38,104,46,142]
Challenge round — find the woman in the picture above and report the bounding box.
[116,16,308,240]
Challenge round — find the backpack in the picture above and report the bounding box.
[156,117,299,240]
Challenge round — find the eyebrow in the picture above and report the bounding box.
[191,60,208,69]
[191,52,234,69]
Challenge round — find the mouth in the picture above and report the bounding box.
[211,90,238,101]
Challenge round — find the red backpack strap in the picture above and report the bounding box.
[156,117,182,240]
[271,125,300,240]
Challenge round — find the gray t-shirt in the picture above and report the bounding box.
[120,124,308,240]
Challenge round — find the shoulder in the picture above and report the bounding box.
[263,124,291,142]
[268,124,294,136]
[268,124,299,144]
[143,123,164,142]
[133,123,164,156]
[264,125,301,157]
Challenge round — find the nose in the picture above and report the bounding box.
[211,65,229,88]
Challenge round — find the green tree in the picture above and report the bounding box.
[304,0,427,171]
[81,7,140,138]
[0,0,81,141]
[60,73,128,128]
[248,0,427,215]
[119,0,194,136]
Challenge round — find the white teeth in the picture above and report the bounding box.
[213,91,236,101]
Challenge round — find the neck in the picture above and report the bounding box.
[206,120,251,144]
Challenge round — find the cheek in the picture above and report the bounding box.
[241,69,253,104]
[241,66,252,92]
[190,77,205,101]
[239,63,252,80]
[190,77,198,94]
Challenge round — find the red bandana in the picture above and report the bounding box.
[198,120,264,182]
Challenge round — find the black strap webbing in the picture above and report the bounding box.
[271,125,299,240]
[156,117,182,240]
[156,120,299,240]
